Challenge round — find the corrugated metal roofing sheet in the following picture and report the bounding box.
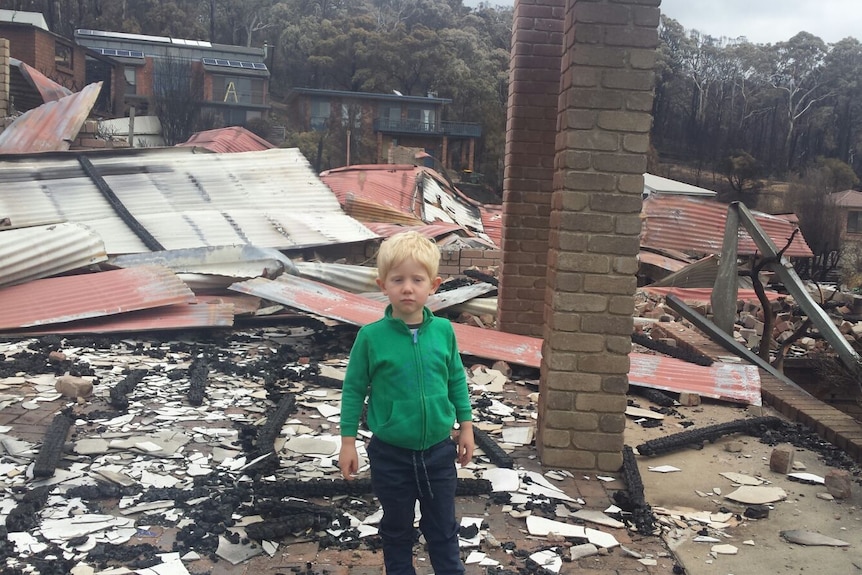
[109,245,297,278]
[3,302,234,335]
[0,147,378,255]
[0,265,194,329]
[230,274,760,402]
[0,82,102,154]
[322,164,423,216]
[641,286,784,303]
[0,222,107,288]
[229,275,541,366]
[638,250,689,273]
[178,126,274,154]
[641,195,813,258]
[320,164,495,245]
[629,354,761,405]
[15,60,72,103]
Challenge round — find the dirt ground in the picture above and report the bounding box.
[625,398,862,575]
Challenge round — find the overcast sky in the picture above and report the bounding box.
[659,0,859,44]
[471,1,860,45]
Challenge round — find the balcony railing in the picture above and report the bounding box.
[374,118,482,137]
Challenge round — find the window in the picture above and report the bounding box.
[378,104,401,129]
[210,76,266,106]
[341,104,361,128]
[124,66,137,95]
[407,106,435,131]
[848,211,862,234]
[310,99,330,130]
[55,42,73,69]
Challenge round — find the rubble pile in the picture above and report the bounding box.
[0,328,677,574]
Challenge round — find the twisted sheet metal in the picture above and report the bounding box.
[641,195,813,258]
[0,82,102,154]
[0,222,107,288]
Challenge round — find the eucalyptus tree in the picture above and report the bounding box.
[766,32,833,171]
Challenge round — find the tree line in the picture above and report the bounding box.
[4,1,862,200]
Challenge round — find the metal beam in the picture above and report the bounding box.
[733,202,860,376]
[711,205,739,334]
[665,293,812,397]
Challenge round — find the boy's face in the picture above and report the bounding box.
[377,257,442,324]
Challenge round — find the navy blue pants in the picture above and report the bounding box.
[367,436,464,575]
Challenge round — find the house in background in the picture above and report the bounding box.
[74,28,269,126]
[289,88,481,171]
[830,190,862,275]
[0,10,121,114]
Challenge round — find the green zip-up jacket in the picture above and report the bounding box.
[340,305,472,451]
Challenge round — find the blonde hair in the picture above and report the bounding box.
[376,231,440,281]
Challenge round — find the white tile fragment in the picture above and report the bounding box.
[528,549,562,573]
[525,515,585,538]
[725,486,787,504]
[648,465,681,473]
[788,472,825,484]
[719,471,763,485]
[572,509,625,528]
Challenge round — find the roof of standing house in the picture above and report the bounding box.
[73,28,269,77]
[831,189,862,208]
[0,9,49,30]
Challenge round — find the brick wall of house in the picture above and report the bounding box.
[498,0,565,338]
[504,0,660,473]
[0,39,9,118]
[69,120,130,150]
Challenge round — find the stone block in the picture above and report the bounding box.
[55,375,93,399]
[769,444,795,474]
[824,469,852,499]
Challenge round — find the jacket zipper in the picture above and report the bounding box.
[413,324,426,449]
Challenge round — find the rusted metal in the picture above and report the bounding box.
[177,126,273,154]
[732,201,862,377]
[320,164,496,246]
[642,286,784,304]
[629,352,762,405]
[0,82,102,154]
[641,195,813,258]
[0,265,195,330]
[0,222,107,288]
[4,303,234,335]
[15,60,72,103]
[229,275,541,366]
[638,250,689,274]
[665,292,812,398]
[229,275,763,401]
[363,222,496,247]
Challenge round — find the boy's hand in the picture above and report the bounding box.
[339,437,359,480]
[456,422,475,467]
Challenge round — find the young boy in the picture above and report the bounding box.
[339,231,474,575]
